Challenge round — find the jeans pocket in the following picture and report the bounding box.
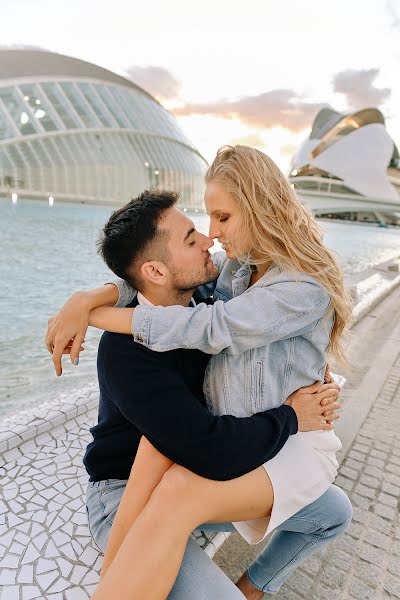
[99,479,128,525]
[101,478,129,495]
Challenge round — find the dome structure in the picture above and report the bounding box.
[0,49,207,208]
[290,107,400,201]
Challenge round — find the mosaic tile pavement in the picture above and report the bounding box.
[0,383,229,600]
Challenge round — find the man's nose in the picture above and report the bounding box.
[202,235,214,251]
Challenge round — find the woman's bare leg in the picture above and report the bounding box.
[101,436,174,578]
[91,463,274,600]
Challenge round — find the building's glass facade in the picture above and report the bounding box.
[0,52,207,209]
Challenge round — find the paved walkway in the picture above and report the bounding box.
[273,349,400,600]
[214,285,400,599]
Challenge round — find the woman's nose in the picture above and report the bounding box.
[208,222,220,240]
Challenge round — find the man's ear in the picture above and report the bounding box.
[140,261,168,286]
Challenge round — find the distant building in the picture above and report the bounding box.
[289,108,400,225]
[290,107,400,201]
[0,49,207,208]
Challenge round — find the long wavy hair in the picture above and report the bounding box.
[205,145,353,365]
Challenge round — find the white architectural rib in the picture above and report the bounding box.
[310,124,397,201]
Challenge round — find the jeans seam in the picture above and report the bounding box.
[86,495,106,554]
[247,536,320,593]
[282,515,332,533]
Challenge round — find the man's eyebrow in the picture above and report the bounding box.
[184,226,195,241]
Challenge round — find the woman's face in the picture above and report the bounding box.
[204,180,252,260]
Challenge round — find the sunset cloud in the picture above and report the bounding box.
[173,90,327,132]
[125,65,182,101]
[332,68,391,111]
[229,133,266,148]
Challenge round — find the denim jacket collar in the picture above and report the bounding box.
[231,263,252,297]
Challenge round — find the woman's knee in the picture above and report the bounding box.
[324,485,353,532]
[152,465,200,506]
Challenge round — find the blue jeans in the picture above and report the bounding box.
[86,481,352,598]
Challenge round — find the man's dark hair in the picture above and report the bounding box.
[98,189,179,288]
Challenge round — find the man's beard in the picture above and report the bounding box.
[170,260,219,294]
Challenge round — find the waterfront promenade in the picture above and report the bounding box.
[0,267,400,598]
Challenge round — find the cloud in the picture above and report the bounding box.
[386,0,400,29]
[332,68,391,110]
[173,90,327,133]
[125,65,181,100]
[229,134,266,148]
[280,143,298,157]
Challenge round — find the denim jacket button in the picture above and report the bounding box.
[135,333,144,343]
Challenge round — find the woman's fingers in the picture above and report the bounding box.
[62,346,85,355]
[324,364,332,383]
[70,334,85,365]
[52,338,64,377]
[45,319,57,353]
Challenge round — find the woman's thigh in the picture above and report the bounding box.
[156,463,274,525]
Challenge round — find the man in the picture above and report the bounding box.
[47,190,351,599]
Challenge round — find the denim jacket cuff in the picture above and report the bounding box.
[132,305,152,345]
[105,279,133,308]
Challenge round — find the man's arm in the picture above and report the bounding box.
[101,334,337,481]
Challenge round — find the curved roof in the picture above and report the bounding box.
[291,106,399,201]
[0,49,157,102]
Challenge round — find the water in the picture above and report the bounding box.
[1,198,400,417]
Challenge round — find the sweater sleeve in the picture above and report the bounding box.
[101,334,298,481]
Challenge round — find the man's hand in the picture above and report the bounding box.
[285,381,341,432]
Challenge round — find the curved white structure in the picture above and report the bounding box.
[291,108,400,203]
[0,49,207,208]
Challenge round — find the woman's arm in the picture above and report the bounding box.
[89,306,134,334]
[131,275,332,355]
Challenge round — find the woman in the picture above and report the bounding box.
[50,146,352,600]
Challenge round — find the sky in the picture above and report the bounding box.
[2,0,400,172]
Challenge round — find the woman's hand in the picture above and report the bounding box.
[285,381,341,432]
[45,284,119,376]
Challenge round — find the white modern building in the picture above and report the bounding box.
[290,108,400,223]
[0,49,207,209]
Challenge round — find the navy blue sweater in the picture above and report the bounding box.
[84,304,298,482]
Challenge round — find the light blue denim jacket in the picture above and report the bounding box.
[113,252,334,418]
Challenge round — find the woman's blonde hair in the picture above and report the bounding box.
[205,145,353,365]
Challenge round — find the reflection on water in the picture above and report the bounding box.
[1,198,400,417]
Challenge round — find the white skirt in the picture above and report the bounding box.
[232,430,342,544]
